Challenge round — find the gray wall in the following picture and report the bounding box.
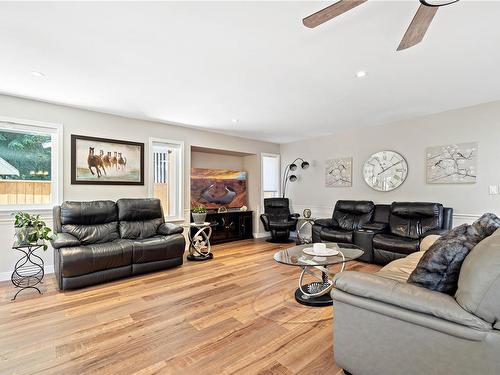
[280,101,500,224]
[0,94,279,278]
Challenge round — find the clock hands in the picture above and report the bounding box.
[376,160,403,177]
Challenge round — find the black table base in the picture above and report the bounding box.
[294,284,333,307]
[187,253,214,261]
[11,244,44,301]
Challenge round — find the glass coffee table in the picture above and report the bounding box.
[274,243,364,307]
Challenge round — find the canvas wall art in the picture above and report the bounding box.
[71,135,144,185]
[191,168,247,209]
[426,142,477,184]
[325,157,352,187]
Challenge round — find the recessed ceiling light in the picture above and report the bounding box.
[31,71,45,78]
[231,119,239,123]
[356,71,367,78]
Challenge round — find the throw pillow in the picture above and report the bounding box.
[408,214,500,295]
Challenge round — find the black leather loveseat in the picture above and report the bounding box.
[51,198,185,290]
[313,200,453,265]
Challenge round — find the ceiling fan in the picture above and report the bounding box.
[303,0,460,51]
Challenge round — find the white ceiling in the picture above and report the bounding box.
[1,1,499,144]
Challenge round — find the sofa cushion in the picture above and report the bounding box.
[333,200,374,231]
[60,200,117,225]
[389,202,443,239]
[377,251,426,283]
[58,239,133,277]
[117,198,163,221]
[409,215,500,296]
[456,227,500,324]
[60,200,120,244]
[321,227,353,243]
[373,233,419,255]
[120,218,164,239]
[132,234,185,263]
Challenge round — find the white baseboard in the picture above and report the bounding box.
[253,232,269,239]
[0,265,54,282]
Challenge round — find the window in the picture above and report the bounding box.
[149,138,184,221]
[0,117,62,209]
[261,153,280,199]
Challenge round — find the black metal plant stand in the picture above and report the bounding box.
[11,243,45,300]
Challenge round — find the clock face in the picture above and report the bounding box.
[363,151,408,192]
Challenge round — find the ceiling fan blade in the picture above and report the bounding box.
[303,0,367,28]
[397,4,438,51]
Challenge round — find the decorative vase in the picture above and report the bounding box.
[15,227,32,245]
[192,212,207,224]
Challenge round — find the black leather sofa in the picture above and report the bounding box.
[260,198,299,242]
[51,198,185,290]
[313,201,453,265]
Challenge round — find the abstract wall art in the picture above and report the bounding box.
[325,157,352,187]
[426,142,477,184]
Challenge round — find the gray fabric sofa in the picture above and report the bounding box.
[51,198,185,290]
[332,228,500,375]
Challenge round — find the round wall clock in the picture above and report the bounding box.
[363,150,408,192]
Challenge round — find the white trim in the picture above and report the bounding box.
[0,115,64,211]
[148,137,184,222]
[0,265,54,282]
[253,232,269,239]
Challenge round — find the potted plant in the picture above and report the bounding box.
[13,212,52,250]
[192,205,208,224]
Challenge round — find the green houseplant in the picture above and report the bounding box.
[13,212,52,250]
[192,205,208,224]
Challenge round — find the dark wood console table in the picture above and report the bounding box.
[190,210,253,245]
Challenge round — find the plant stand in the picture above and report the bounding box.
[11,243,44,301]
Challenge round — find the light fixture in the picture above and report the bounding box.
[282,157,310,198]
[356,71,367,78]
[31,71,45,78]
[231,119,239,123]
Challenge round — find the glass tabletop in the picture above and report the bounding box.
[273,242,364,267]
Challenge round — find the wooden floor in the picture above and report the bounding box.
[0,239,379,375]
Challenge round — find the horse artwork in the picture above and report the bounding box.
[71,135,144,185]
[191,168,247,209]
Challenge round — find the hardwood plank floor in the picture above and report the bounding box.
[0,239,379,375]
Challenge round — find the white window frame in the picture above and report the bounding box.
[0,115,63,213]
[261,152,281,211]
[148,137,184,222]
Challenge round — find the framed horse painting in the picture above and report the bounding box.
[71,134,144,185]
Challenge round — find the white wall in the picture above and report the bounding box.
[0,94,279,279]
[191,151,244,170]
[280,101,500,226]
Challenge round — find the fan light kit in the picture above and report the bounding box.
[303,0,460,51]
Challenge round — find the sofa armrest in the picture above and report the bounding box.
[260,214,271,231]
[158,222,183,236]
[314,218,334,228]
[361,222,388,233]
[289,213,300,221]
[421,228,449,238]
[333,271,490,331]
[51,232,81,249]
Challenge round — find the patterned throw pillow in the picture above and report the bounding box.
[408,214,500,295]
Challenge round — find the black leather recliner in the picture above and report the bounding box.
[312,200,375,244]
[371,202,453,264]
[51,198,185,290]
[260,198,299,242]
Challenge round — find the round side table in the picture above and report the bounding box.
[185,222,214,261]
[297,217,316,244]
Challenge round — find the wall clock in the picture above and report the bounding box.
[363,151,408,192]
